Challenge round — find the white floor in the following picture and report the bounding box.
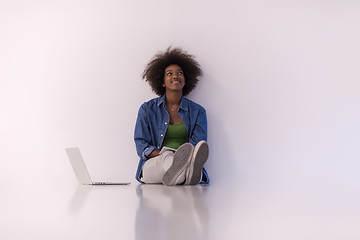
[1,177,360,240]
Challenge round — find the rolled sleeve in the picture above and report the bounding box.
[143,146,156,159]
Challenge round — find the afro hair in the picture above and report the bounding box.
[142,47,203,96]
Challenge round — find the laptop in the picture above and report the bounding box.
[65,147,131,185]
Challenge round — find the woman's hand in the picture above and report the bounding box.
[148,149,160,159]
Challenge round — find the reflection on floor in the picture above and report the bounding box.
[135,185,209,240]
[1,180,360,240]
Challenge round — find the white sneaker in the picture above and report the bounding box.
[162,143,194,186]
[185,141,209,185]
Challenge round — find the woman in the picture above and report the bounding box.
[134,47,209,186]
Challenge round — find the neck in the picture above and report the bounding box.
[165,90,182,106]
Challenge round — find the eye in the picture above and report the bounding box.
[177,71,183,75]
[166,72,172,76]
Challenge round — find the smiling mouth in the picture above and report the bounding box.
[171,80,181,83]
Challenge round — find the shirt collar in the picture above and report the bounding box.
[157,94,189,112]
[157,94,166,107]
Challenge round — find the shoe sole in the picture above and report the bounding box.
[188,141,209,185]
[162,143,193,186]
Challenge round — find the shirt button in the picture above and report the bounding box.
[161,134,164,137]
[165,122,167,125]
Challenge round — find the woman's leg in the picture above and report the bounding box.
[185,140,209,185]
[142,150,174,184]
[162,143,193,186]
[142,143,194,185]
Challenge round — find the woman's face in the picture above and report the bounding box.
[163,64,185,93]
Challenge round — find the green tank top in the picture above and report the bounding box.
[162,123,187,150]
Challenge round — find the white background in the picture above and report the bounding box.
[1,0,360,192]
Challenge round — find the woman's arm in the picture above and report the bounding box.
[134,104,157,160]
[189,107,207,146]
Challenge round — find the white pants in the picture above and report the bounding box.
[142,148,186,185]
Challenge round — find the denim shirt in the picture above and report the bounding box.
[134,94,210,184]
